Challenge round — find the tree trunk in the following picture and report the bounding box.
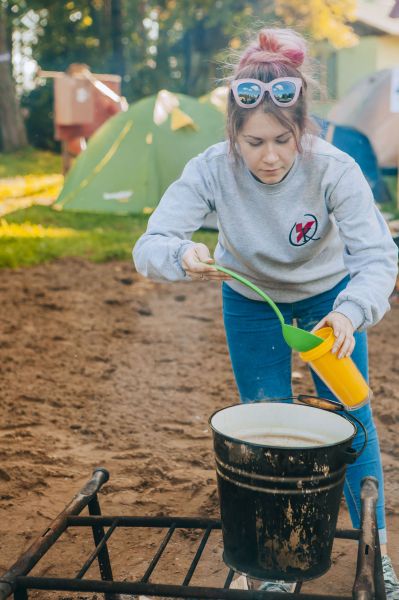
[185,22,228,96]
[0,4,28,152]
[110,0,125,78]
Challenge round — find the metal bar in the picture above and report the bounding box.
[75,520,118,579]
[14,576,354,600]
[0,468,109,600]
[68,515,222,528]
[141,523,176,583]
[353,476,379,600]
[223,570,235,589]
[87,495,114,581]
[334,528,361,540]
[13,589,27,600]
[67,517,358,539]
[182,525,212,586]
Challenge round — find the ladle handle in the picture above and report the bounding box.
[211,264,285,325]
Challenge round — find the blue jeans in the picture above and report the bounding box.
[222,277,387,543]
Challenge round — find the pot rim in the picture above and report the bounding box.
[208,402,357,451]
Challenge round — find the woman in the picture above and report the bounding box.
[133,28,398,596]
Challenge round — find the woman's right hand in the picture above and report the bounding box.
[182,243,231,281]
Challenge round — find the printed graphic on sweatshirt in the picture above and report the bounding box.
[289,214,320,246]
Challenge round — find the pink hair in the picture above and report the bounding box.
[237,28,307,75]
[226,28,315,163]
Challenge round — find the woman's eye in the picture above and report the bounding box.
[248,141,262,147]
[277,137,291,144]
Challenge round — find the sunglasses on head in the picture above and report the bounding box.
[231,77,302,108]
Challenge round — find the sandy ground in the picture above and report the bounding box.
[0,258,398,597]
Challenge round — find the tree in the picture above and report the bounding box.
[274,0,358,48]
[127,0,357,98]
[110,0,125,78]
[20,0,359,127]
[29,1,106,73]
[141,0,269,97]
[0,1,28,151]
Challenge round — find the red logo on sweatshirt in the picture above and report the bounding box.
[289,214,320,246]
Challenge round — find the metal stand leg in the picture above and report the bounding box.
[87,494,122,600]
[353,477,382,600]
[88,495,114,582]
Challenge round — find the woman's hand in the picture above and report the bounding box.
[181,243,231,281]
[312,311,355,359]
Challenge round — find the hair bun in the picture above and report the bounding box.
[259,31,280,53]
[238,28,307,71]
[260,28,306,67]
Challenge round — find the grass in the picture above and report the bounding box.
[0,206,219,269]
[0,147,63,217]
[0,147,217,269]
[0,148,396,270]
[0,147,62,177]
[382,175,399,217]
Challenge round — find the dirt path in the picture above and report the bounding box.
[0,258,398,595]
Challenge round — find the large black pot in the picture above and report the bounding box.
[209,397,366,582]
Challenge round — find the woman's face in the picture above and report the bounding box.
[237,110,299,184]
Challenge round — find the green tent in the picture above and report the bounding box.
[55,90,225,215]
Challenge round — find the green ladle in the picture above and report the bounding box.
[212,264,323,352]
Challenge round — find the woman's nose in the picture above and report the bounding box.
[262,145,278,164]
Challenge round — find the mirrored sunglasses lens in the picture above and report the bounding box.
[271,81,296,103]
[236,82,261,105]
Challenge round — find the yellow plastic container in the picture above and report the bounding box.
[299,327,370,410]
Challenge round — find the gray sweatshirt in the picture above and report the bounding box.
[133,137,398,331]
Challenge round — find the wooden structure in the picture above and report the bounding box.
[40,64,127,174]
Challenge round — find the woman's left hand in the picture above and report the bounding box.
[311,312,355,359]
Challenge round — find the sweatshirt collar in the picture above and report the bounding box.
[243,153,300,193]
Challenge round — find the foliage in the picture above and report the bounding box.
[12,0,359,102]
[0,205,218,268]
[143,0,266,97]
[6,1,359,147]
[21,81,60,151]
[275,0,358,48]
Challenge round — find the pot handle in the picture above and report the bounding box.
[295,395,368,463]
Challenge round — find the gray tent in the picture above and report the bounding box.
[328,69,399,169]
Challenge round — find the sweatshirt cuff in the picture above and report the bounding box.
[333,301,365,331]
[176,240,195,277]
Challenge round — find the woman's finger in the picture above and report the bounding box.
[186,271,231,282]
[195,244,213,263]
[337,336,352,359]
[332,330,345,354]
[206,272,231,280]
[346,337,356,358]
[186,263,216,276]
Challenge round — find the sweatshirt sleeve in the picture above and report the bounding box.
[328,162,398,331]
[132,154,215,282]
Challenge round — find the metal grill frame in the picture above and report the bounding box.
[0,468,386,600]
